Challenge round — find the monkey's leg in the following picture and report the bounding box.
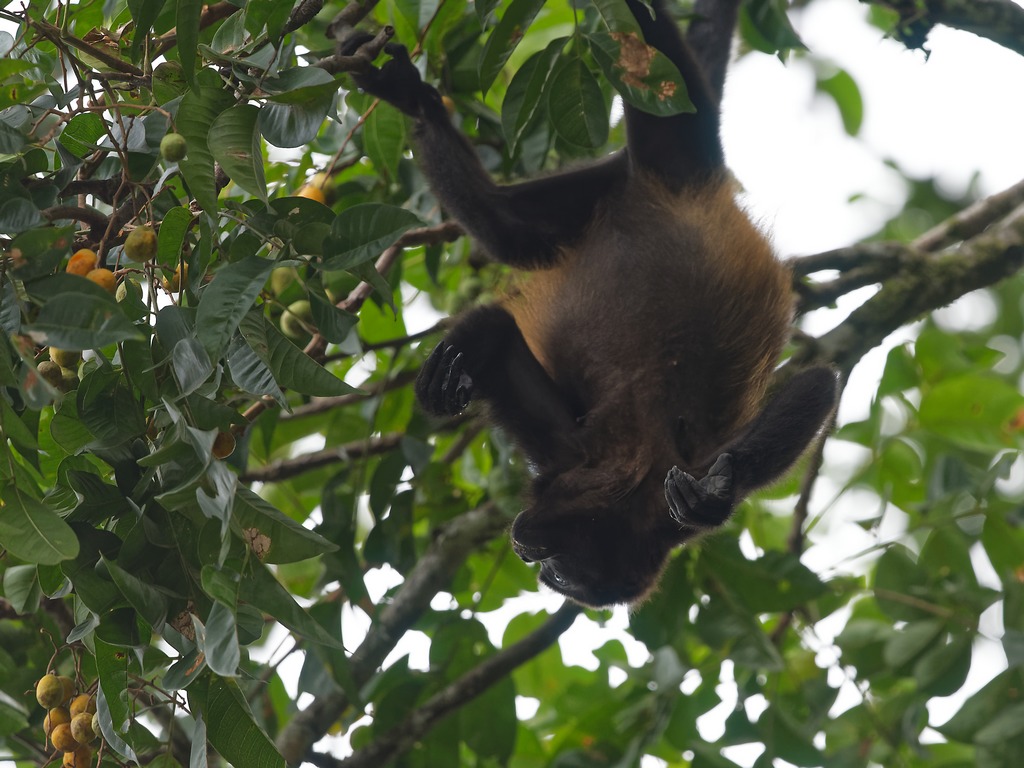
[345,40,628,267]
[622,0,737,186]
[415,306,579,465]
[665,367,838,528]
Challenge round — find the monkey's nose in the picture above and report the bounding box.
[511,537,546,563]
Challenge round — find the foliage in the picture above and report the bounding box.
[0,0,1022,767]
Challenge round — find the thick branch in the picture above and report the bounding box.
[336,603,582,768]
[275,504,510,765]
[804,204,1024,369]
[913,176,1024,252]
[863,0,1024,56]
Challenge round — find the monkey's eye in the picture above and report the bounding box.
[545,563,567,587]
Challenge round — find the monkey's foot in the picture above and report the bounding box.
[415,341,474,416]
[665,453,735,529]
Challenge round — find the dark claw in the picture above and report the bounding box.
[665,453,735,529]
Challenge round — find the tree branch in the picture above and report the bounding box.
[803,203,1024,370]
[275,504,510,765]
[152,2,238,57]
[336,603,582,768]
[862,0,1024,56]
[240,433,403,483]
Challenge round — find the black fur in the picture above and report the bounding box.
[348,0,838,607]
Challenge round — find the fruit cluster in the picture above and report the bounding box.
[35,674,100,767]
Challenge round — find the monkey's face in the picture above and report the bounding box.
[510,473,673,608]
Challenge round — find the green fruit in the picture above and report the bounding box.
[36,675,65,709]
[60,368,80,393]
[90,712,100,741]
[124,226,158,262]
[38,361,63,388]
[160,132,187,162]
[115,278,140,303]
[280,300,313,343]
[269,267,297,296]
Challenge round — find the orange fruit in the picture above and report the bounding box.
[50,722,80,752]
[66,249,98,276]
[85,268,116,293]
[62,745,91,768]
[295,185,326,204]
[68,694,95,718]
[44,708,70,737]
[163,263,188,293]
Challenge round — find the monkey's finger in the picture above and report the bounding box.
[415,342,447,409]
[701,453,734,498]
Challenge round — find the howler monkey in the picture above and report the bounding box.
[346,0,839,607]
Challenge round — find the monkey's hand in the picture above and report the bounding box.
[415,341,474,416]
[342,36,441,119]
[665,453,735,529]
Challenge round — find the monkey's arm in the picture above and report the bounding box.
[347,42,627,268]
[666,367,839,529]
[416,306,580,466]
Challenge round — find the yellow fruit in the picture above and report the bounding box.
[163,263,188,293]
[62,745,91,768]
[44,708,71,737]
[50,722,80,753]
[295,185,326,204]
[280,299,312,342]
[85,268,116,293]
[58,676,75,703]
[160,132,187,162]
[49,348,81,368]
[70,713,96,744]
[90,712,101,741]
[124,226,158,262]
[36,675,66,709]
[212,431,236,459]
[66,249,98,276]
[69,694,96,718]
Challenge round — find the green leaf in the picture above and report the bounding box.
[209,105,267,202]
[189,675,285,768]
[0,485,79,565]
[363,103,407,182]
[502,38,565,152]
[816,67,864,136]
[233,487,338,563]
[196,255,276,359]
[127,0,166,60]
[588,30,692,117]
[547,57,609,149]
[94,637,139,761]
[238,311,357,397]
[2,564,41,613]
[239,564,345,649]
[260,69,339,148]
[0,198,42,234]
[172,337,214,396]
[59,113,107,157]
[919,375,1023,451]
[740,0,805,56]
[225,332,287,407]
[176,0,203,83]
[178,70,235,213]
[7,226,73,280]
[478,0,546,93]
[882,619,945,670]
[157,206,194,268]
[195,605,241,676]
[874,545,930,622]
[102,556,169,630]
[23,294,143,350]
[322,203,422,271]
